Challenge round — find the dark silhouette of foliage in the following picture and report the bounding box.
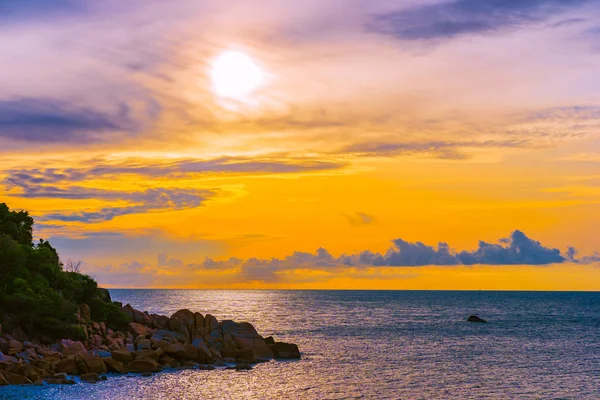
[0,203,127,341]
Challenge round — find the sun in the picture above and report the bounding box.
[209,50,265,99]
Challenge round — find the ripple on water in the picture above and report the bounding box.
[1,290,599,399]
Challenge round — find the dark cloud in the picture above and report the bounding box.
[38,188,215,222]
[188,230,575,282]
[4,168,216,222]
[369,0,588,40]
[4,157,347,186]
[455,230,565,265]
[0,1,84,21]
[0,98,138,143]
[2,155,345,223]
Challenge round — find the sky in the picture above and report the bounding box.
[1,0,599,289]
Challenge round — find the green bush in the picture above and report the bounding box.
[0,203,128,341]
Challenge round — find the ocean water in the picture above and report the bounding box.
[2,290,600,399]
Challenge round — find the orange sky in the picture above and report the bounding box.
[0,0,599,289]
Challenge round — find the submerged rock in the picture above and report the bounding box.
[467,315,487,323]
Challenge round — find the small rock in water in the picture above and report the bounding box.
[467,315,487,323]
[141,372,153,377]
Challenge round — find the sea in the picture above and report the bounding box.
[1,290,599,399]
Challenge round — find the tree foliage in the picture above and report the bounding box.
[0,203,128,341]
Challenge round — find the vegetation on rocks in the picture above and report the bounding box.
[0,203,300,387]
[0,203,128,341]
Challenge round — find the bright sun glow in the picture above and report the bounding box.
[209,50,265,99]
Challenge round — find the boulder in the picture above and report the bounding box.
[222,321,274,362]
[152,330,188,345]
[90,334,104,347]
[263,336,275,345]
[128,357,159,373]
[99,322,107,336]
[122,304,152,325]
[168,318,190,341]
[0,372,8,386]
[467,315,487,323]
[105,336,121,351]
[76,355,107,374]
[150,314,170,330]
[55,357,80,375]
[103,358,128,374]
[130,322,153,338]
[204,314,219,333]
[92,350,112,359]
[7,340,23,356]
[43,352,61,364]
[79,304,91,322]
[184,344,200,360]
[194,312,205,334]
[235,349,254,362]
[136,338,152,351]
[137,349,161,360]
[164,343,186,359]
[63,341,88,357]
[271,342,300,359]
[1,371,33,385]
[10,363,39,382]
[172,309,195,325]
[191,338,212,362]
[30,360,52,378]
[0,351,17,363]
[111,349,134,364]
[81,372,101,383]
[152,339,171,350]
[209,347,223,361]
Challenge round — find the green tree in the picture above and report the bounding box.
[0,203,34,246]
[0,203,127,341]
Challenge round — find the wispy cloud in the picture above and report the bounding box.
[556,153,600,162]
[0,98,140,142]
[369,0,589,41]
[39,188,216,222]
[4,156,347,185]
[343,212,376,226]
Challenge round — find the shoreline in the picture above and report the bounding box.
[0,300,300,386]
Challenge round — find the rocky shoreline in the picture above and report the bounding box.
[0,295,300,386]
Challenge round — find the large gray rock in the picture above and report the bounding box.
[128,357,159,373]
[167,318,190,342]
[151,330,188,345]
[204,314,219,333]
[63,341,88,357]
